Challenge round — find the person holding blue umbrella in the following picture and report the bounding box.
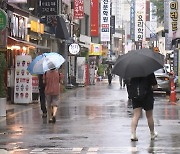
[27,52,65,122]
[43,66,61,123]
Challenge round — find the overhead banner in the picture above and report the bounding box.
[101,0,110,42]
[135,0,146,42]
[74,0,84,19]
[90,0,99,36]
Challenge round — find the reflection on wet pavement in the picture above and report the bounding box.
[0,80,180,153]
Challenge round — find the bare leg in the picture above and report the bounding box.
[145,110,154,132]
[131,107,142,140]
[146,110,158,139]
[52,105,58,117]
[47,106,52,120]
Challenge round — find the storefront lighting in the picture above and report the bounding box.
[11,45,21,50]
[22,47,27,51]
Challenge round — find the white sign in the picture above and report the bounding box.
[14,55,32,104]
[69,43,80,55]
[135,0,146,41]
[100,0,110,42]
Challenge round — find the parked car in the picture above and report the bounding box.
[154,67,171,95]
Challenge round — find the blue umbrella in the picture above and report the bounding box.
[27,52,65,74]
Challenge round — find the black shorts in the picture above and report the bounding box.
[132,93,154,111]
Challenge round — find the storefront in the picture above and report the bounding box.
[6,6,49,103]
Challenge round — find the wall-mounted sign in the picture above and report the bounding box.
[89,43,102,56]
[30,20,44,34]
[69,43,80,55]
[0,9,7,31]
[39,0,59,16]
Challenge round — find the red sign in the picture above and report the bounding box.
[90,0,99,36]
[74,0,84,19]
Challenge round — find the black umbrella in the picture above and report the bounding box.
[112,48,164,79]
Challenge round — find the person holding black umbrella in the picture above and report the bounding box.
[129,73,158,141]
[112,48,163,141]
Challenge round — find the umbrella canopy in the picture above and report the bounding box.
[112,48,164,79]
[27,52,65,74]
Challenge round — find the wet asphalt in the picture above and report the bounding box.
[0,77,180,154]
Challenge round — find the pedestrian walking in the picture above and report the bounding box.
[38,74,47,118]
[106,65,112,85]
[119,76,125,88]
[43,68,61,123]
[128,73,158,141]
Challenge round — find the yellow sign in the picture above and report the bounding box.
[89,43,102,56]
[30,20,44,34]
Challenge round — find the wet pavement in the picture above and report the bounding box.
[0,77,180,154]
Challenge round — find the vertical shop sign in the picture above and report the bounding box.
[135,0,146,42]
[149,2,157,40]
[164,0,172,50]
[74,0,84,19]
[39,0,59,16]
[14,55,32,104]
[170,1,178,32]
[90,0,99,36]
[101,0,110,42]
[130,0,135,40]
[110,15,115,34]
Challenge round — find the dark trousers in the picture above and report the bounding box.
[39,88,47,114]
[108,74,112,85]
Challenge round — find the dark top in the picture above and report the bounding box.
[147,73,157,91]
[38,74,45,90]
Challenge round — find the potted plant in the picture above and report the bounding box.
[0,53,7,116]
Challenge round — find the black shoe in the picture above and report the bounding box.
[42,113,47,118]
[49,116,56,123]
[52,116,56,123]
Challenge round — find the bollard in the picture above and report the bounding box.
[169,76,177,105]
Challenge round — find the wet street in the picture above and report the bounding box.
[0,78,180,154]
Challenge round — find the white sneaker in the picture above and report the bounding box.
[131,133,138,141]
[151,131,158,140]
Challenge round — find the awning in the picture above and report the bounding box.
[8,36,50,50]
[7,3,29,17]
